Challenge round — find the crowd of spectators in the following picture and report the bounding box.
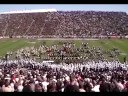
[0,11,127,38]
[0,59,128,92]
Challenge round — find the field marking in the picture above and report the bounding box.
[37,38,99,41]
[26,41,36,44]
[120,53,127,56]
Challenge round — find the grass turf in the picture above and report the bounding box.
[0,38,127,62]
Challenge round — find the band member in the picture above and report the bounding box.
[124,57,126,63]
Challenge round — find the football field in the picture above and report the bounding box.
[0,38,128,63]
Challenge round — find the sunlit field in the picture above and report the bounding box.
[0,38,128,63]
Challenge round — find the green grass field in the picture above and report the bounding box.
[0,38,128,63]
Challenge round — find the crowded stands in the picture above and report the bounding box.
[0,11,127,38]
[0,58,128,92]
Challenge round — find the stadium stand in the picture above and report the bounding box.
[0,11,127,38]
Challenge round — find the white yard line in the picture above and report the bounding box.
[37,38,99,41]
[26,41,36,44]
